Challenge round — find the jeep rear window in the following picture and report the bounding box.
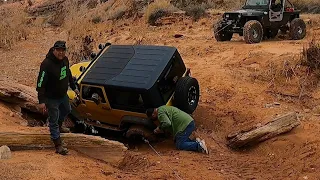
[105,89,146,113]
[158,56,185,103]
[246,0,268,6]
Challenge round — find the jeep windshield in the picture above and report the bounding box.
[245,0,268,6]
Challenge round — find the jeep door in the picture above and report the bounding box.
[77,84,118,125]
[269,0,285,22]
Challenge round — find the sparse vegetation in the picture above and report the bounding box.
[291,0,320,14]
[184,3,207,21]
[0,6,29,49]
[145,0,175,25]
[301,38,320,74]
[108,5,126,20]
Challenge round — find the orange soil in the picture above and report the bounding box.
[1,3,320,179]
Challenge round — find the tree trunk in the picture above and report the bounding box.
[0,132,127,166]
[227,112,300,149]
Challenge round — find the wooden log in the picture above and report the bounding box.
[0,132,127,167]
[0,80,42,114]
[227,112,301,149]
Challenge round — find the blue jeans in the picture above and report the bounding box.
[175,120,200,152]
[45,95,71,140]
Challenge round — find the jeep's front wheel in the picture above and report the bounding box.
[174,76,199,114]
[214,21,233,41]
[289,18,306,40]
[244,20,263,44]
[126,125,157,142]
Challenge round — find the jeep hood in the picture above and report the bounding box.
[225,9,266,16]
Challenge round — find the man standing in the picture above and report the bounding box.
[146,105,209,154]
[36,40,79,155]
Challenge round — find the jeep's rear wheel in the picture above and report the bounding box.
[174,76,199,114]
[126,125,157,142]
[244,20,263,44]
[289,18,306,40]
[214,21,233,41]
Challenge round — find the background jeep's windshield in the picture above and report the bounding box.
[246,0,269,6]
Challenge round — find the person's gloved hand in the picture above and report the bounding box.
[153,126,163,134]
[74,89,80,97]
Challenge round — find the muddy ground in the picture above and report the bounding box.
[1,3,320,179]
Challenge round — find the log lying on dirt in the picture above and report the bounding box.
[227,112,301,149]
[0,132,127,166]
[0,80,42,114]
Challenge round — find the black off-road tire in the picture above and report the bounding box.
[289,18,306,40]
[173,76,200,114]
[125,125,157,142]
[243,20,264,44]
[213,21,233,41]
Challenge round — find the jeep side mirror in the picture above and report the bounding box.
[91,93,101,105]
[79,66,86,72]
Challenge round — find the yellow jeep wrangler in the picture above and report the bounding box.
[67,43,200,141]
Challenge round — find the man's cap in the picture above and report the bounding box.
[53,40,66,49]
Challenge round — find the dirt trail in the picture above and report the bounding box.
[1,11,320,179]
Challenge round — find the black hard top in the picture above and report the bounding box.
[81,45,177,90]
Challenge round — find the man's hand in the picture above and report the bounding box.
[39,103,47,115]
[153,126,163,134]
[74,89,80,97]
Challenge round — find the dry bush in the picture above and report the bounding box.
[291,0,320,14]
[62,0,96,63]
[145,0,176,25]
[0,6,29,49]
[301,38,320,75]
[108,5,126,20]
[185,3,207,21]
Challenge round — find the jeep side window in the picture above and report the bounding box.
[82,86,106,103]
[105,89,145,113]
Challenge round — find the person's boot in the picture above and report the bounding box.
[52,137,68,155]
[59,122,70,133]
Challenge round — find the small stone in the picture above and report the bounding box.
[274,102,280,106]
[303,176,308,179]
[157,161,161,164]
[9,112,14,117]
[304,109,311,113]
[0,145,12,159]
[265,103,273,108]
[174,34,183,38]
[175,157,179,160]
[208,167,212,170]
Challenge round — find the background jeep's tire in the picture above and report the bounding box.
[174,76,199,114]
[244,20,263,44]
[125,125,157,142]
[213,21,233,41]
[289,18,306,40]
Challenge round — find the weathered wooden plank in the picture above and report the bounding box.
[227,112,301,149]
[0,132,127,166]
